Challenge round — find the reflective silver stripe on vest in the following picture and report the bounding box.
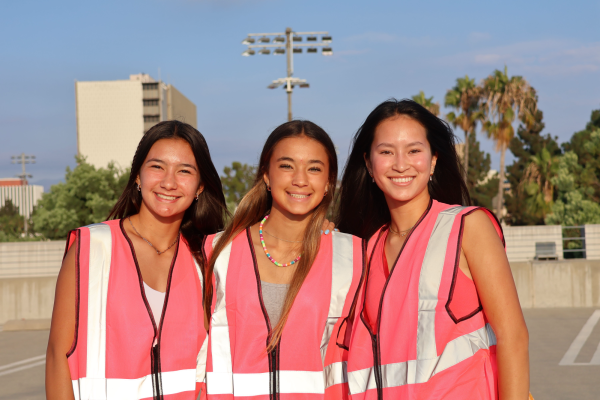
[76,223,112,399]
[320,232,354,389]
[416,206,465,365]
[72,369,197,400]
[348,323,497,393]
[206,235,234,395]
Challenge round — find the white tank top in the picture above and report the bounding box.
[144,281,166,323]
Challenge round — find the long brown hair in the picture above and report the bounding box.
[205,120,338,351]
[108,120,228,268]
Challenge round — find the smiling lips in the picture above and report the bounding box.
[156,192,180,201]
[288,192,311,199]
[390,176,415,184]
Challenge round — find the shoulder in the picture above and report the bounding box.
[462,208,504,248]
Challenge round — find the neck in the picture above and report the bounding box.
[385,190,431,233]
[130,204,183,247]
[265,203,312,242]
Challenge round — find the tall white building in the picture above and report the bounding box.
[0,179,44,219]
[75,74,197,169]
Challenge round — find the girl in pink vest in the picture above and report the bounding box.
[46,121,228,400]
[336,100,529,399]
[203,120,363,399]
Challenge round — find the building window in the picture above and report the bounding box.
[143,99,159,106]
[144,115,160,122]
[143,83,159,90]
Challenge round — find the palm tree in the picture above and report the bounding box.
[412,91,440,116]
[480,66,537,220]
[444,75,483,182]
[520,147,558,220]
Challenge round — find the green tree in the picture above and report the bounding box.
[0,199,24,242]
[480,66,537,220]
[505,110,561,225]
[445,75,483,181]
[545,150,600,226]
[220,162,257,212]
[31,156,129,240]
[412,91,440,116]
[520,146,559,221]
[466,133,499,209]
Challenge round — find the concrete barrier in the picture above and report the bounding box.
[503,225,564,262]
[585,224,600,260]
[0,276,57,324]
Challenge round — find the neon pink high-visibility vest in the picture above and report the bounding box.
[204,228,363,399]
[65,220,208,400]
[345,200,504,400]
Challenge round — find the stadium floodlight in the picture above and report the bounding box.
[241,27,332,121]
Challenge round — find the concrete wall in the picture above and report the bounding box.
[0,241,64,278]
[504,224,563,262]
[0,276,57,324]
[585,224,600,260]
[510,260,600,308]
[167,84,197,128]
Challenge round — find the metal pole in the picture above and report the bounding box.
[286,27,293,121]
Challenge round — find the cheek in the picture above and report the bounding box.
[371,155,392,174]
[412,155,432,172]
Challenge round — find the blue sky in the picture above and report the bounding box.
[1,0,599,190]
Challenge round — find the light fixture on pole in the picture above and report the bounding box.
[241,27,333,121]
[10,153,35,236]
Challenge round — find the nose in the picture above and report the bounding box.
[292,168,309,187]
[393,152,410,173]
[161,168,178,190]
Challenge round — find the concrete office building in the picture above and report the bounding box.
[75,73,197,169]
[0,178,44,219]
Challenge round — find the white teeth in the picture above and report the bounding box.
[289,193,309,199]
[157,193,177,200]
[391,177,414,183]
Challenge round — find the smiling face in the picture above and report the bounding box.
[366,115,437,205]
[264,135,330,218]
[136,138,203,220]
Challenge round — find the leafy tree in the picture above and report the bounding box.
[412,91,440,116]
[220,162,257,212]
[445,75,483,181]
[480,66,537,220]
[545,150,600,226]
[31,156,129,240]
[466,133,498,209]
[505,110,561,225]
[0,200,24,242]
[520,147,559,221]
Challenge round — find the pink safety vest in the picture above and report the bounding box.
[345,200,504,400]
[65,219,208,400]
[204,228,363,399]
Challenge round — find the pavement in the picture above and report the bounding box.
[0,308,599,399]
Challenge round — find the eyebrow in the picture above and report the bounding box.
[146,158,198,171]
[375,141,425,148]
[276,156,325,166]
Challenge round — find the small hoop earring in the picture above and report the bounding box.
[372,177,375,183]
[267,185,271,192]
[137,183,141,191]
[430,175,433,182]
[324,191,328,197]
[195,193,199,201]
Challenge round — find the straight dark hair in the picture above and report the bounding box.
[206,120,338,352]
[336,99,470,239]
[108,120,228,267]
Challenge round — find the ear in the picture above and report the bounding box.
[263,172,270,188]
[363,153,373,176]
[430,152,438,175]
[135,175,141,186]
[197,182,205,195]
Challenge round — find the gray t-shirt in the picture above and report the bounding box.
[261,280,289,326]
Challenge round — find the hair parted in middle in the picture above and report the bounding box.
[205,119,338,352]
[335,98,470,240]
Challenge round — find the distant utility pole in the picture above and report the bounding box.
[11,153,35,236]
[241,27,333,121]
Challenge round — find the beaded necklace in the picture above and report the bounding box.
[259,214,302,267]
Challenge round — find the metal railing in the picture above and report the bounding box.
[562,226,586,259]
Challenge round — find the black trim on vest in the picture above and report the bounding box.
[247,228,281,400]
[445,207,504,324]
[359,198,433,399]
[66,229,81,358]
[121,219,181,400]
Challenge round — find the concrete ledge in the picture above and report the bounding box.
[3,318,51,331]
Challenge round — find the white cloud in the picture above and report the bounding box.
[441,40,600,76]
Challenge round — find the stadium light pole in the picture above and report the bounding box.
[11,153,35,236]
[242,27,333,121]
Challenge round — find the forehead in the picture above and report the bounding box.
[146,138,196,163]
[373,116,428,145]
[271,136,329,163]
